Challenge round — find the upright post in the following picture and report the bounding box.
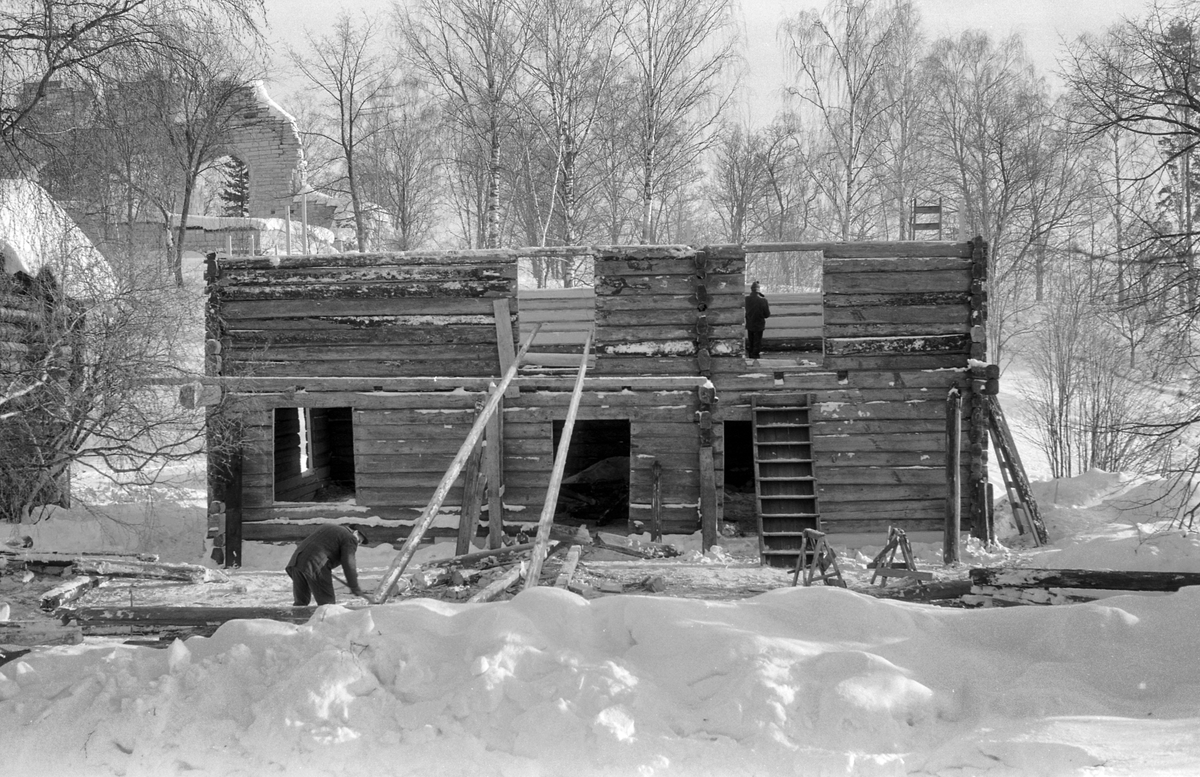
[945,387,962,564]
[698,382,718,551]
[524,330,593,590]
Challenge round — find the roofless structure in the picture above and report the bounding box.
[202,240,992,568]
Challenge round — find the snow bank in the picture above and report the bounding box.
[5,586,1200,776]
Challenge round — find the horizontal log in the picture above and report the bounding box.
[823,291,970,308]
[0,621,83,646]
[220,264,516,285]
[70,559,228,584]
[813,400,946,422]
[225,359,502,378]
[819,499,946,519]
[220,297,500,319]
[820,242,972,259]
[219,280,513,302]
[821,353,969,371]
[228,325,501,348]
[69,606,322,628]
[968,568,1200,592]
[817,483,946,502]
[218,250,521,269]
[824,305,971,326]
[824,256,972,271]
[40,576,101,611]
[824,334,971,357]
[824,270,971,295]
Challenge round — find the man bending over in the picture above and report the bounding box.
[286,524,369,606]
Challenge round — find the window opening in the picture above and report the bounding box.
[274,407,356,502]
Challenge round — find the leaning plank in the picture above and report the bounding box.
[372,324,542,604]
[424,541,538,568]
[525,329,594,591]
[40,576,101,611]
[969,568,1200,592]
[468,562,527,603]
[554,546,583,589]
[0,620,83,646]
[72,559,229,584]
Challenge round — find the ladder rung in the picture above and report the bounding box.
[755,458,812,464]
[757,476,814,482]
[761,513,820,518]
[755,423,809,429]
[760,493,816,498]
[755,441,810,446]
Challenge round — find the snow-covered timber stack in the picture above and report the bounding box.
[204,240,991,570]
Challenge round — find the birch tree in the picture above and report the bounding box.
[401,0,533,249]
[622,0,738,243]
[290,13,393,252]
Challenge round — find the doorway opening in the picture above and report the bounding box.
[552,419,630,526]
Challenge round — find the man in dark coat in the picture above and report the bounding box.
[745,281,771,359]
[286,524,369,606]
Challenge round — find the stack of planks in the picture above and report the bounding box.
[758,291,822,353]
[210,251,519,378]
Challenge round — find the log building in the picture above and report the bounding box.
[204,240,991,568]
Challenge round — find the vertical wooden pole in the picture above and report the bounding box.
[485,386,505,550]
[945,387,962,564]
[455,401,487,556]
[493,298,518,398]
[650,460,663,542]
[525,330,593,590]
[698,383,718,552]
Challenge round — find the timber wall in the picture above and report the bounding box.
[210,240,989,549]
[210,252,519,377]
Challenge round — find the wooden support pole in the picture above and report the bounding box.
[650,460,663,542]
[493,298,518,398]
[455,399,487,556]
[485,384,505,550]
[697,382,718,552]
[525,330,594,591]
[371,325,542,604]
[945,387,962,565]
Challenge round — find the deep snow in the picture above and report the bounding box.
[5,378,1200,776]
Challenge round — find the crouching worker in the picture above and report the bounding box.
[286,524,369,606]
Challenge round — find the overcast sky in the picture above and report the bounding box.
[260,0,1139,122]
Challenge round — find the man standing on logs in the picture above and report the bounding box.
[744,280,771,359]
[286,525,369,606]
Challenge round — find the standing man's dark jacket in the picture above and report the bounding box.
[745,285,771,358]
[286,525,364,606]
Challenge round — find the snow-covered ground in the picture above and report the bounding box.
[4,387,1200,775]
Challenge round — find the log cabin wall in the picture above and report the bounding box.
[207,252,521,546]
[207,240,989,555]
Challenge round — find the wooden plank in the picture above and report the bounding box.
[486,404,505,549]
[220,264,516,285]
[824,270,970,295]
[220,250,521,269]
[554,545,583,588]
[225,359,502,378]
[228,325,501,347]
[469,562,526,602]
[824,305,971,326]
[228,343,502,362]
[494,298,518,399]
[825,322,969,338]
[817,484,947,502]
[526,331,593,590]
[819,499,946,518]
[72,559,228,583]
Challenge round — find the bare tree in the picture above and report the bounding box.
[0,0,264,164]
[290,12,393,252]
[622,0,738,243]
[400,0,533,249]
[782,0,901,241]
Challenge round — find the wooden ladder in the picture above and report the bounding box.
[752,394,821,569]
[984,395,1049,545]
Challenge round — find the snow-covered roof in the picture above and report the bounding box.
[0,178,113,293]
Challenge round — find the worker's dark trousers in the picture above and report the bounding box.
[747,330,764,358]
[287,563,336,606]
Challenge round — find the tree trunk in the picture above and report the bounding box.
[640,144,655,244]
[486,122,502,249]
